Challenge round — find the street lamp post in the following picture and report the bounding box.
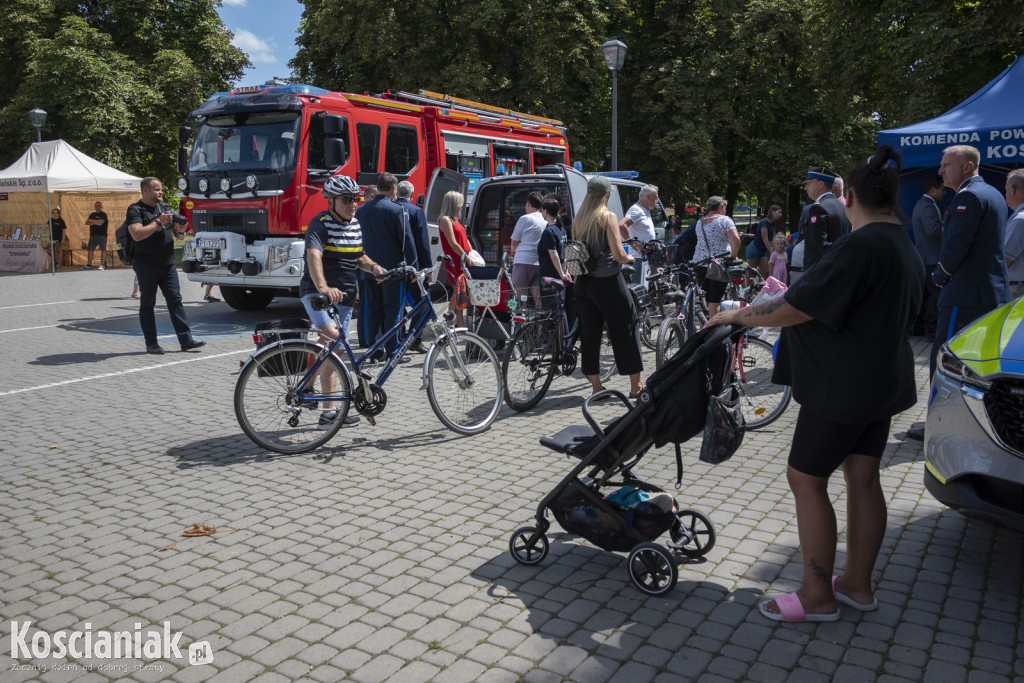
[29,108,55,275]
[601,38,627,172]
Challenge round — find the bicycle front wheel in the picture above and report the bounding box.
[234,341,352,454]
[427,331,503,434]
[502,320,556,412]
[737,335,791,429]
[655,318,685,370]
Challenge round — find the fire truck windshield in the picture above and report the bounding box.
[189,111,301,174]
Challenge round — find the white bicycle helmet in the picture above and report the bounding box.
[323,174,360,198]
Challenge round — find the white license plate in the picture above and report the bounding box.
[196,238,225,250]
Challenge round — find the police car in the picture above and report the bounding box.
[925,297,1024,531]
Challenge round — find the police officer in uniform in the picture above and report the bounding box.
[126,177,205,355]
[801,166,851,271]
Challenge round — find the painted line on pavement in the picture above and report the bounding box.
[0,324,61,334]
[0,301,76,310]
[0,348,252,397]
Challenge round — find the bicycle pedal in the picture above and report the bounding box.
[365,415,377,426]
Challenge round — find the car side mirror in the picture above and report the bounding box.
[416,194,425,208]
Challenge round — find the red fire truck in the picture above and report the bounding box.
[176,83,570,310]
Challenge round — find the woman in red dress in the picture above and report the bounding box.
[438,190,471,326]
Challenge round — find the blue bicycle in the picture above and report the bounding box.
[234,257,503,454]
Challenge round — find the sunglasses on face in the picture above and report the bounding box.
[335,196,358,205]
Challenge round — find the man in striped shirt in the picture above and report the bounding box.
[300,175,386,428]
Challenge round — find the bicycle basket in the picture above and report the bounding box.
[629,283,652,312]
[253,319,312,377]
[644,241,668,269]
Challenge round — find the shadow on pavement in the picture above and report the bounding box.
[471,543,759,658]
[29,351,150,365]
[168,434,298,468]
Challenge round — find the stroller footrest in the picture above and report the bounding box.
[540,425,598,458]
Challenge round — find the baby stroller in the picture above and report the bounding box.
[508,324,746,595]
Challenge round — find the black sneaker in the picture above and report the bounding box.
[180,338,206,352]
[146,344,165,355]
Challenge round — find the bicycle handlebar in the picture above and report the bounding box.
[309,256,449,313]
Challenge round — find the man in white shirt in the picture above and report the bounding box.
[619,184,659,285]
[1004,169,1024,299]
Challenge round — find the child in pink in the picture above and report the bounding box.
[770,233,788,284]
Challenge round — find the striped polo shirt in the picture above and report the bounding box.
[299,210,363,301]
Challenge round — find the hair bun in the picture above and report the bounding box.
[868,145,902,172]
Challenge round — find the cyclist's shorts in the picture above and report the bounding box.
[301,294,353,338]
[788,406,890,477]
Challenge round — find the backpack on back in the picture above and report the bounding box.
[115,221,134,266]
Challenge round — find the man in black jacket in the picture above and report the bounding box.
[801,166,851,270]
[126,177,205,355]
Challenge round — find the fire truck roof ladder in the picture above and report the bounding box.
[389,90,565,130]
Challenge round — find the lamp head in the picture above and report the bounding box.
[28,108,47,129]
[601,38,627,71]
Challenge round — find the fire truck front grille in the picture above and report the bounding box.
[192,210,268,235]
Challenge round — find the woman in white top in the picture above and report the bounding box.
[510,192,546,306]
[691,195,741,317]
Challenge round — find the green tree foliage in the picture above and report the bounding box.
[0,0,249,183]
[291,0,620,169]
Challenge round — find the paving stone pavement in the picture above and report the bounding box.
[1,268,1022,683]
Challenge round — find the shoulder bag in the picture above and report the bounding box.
[698,219,730,282]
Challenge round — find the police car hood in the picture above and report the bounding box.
[948,297,1024,376]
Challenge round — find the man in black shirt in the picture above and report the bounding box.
[126,177,205,355]
[83,201,109,271]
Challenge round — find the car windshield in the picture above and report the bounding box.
[189,111,301,173]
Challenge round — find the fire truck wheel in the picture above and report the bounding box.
[221,286,277,311]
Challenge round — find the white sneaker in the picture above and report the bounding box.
[98,264,105,271]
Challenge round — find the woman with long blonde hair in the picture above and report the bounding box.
[438,190,470,326]
[573,176,644,397]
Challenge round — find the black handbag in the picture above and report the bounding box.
[698,373,745,465]
[698,220,730,282]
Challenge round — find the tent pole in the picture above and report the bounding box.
[46,189,54,275]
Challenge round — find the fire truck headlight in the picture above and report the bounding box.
[177,177,188,191]
[198,178,209,193]
[219,178,231,193]
[267,244,290,271]
[245,175,258,193]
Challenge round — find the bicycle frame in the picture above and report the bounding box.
[284,262,452,404]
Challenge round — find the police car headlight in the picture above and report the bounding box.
[267,244,290,271]
[177,177,188,191]
[198,178,209,193]
[937,346,992,391]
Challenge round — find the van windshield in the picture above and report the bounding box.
[189,111,301,174]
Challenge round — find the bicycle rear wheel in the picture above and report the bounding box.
[427,331,503,434]
[737,335,791,429]
[655,318,685,370]
[502,320,557,411]
[234,341,352,454]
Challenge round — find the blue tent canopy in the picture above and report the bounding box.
[878,56,1024,168]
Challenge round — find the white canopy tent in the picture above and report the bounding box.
[0,140,142,271]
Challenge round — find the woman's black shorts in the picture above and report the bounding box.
[788,405,891,478]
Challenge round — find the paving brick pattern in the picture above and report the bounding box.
[1,269,1022,682]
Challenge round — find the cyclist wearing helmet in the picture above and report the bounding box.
[301,174,385,428]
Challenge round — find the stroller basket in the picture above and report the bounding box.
[550,482,678,552]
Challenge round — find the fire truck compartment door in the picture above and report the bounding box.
[442,134,489,158]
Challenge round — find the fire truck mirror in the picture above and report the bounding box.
[322,114,346,136]
[325,138,346,169]
[177,147,189,175]
[178,124,192,145]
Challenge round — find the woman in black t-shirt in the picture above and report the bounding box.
[708,146,924,624]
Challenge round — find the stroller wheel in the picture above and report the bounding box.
[509,526,549,566]
[668,509,716,558]
[627,542,678,595]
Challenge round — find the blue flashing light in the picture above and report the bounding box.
[593,171,639,179]
[265,85,329,96]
